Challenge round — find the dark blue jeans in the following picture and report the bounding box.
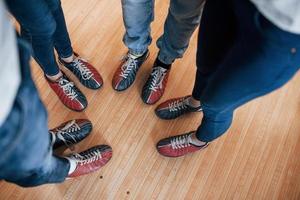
[6,0,73,76]
[0,38,69,187]
[192,0,300,142]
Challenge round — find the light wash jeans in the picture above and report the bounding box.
[121,0,205,64]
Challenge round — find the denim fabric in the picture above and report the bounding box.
[6,0,73,76]
[121,0,204,64]
[192,0,300,142]
[0,38,69,187]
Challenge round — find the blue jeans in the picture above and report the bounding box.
[192,0,300,142]
[121,0,204,64]
[0,38,69,187]
[6,0,73,76]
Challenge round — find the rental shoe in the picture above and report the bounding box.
[156,131,209,157]
[112,50,149,91]
[46,73,87,112]
[66,145,113,178]
[59,53,103,90]
[141,61,170,105]
[50,119,93,150]
[155,95,202,120]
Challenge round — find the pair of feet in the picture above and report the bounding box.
[46,53,103,112]
[155,95,209,157]
[49,119,112,178]
[112,50,170,105]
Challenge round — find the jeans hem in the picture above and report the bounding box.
[58,50,74,59]
[129,48,148,56]
[157,51,176,65]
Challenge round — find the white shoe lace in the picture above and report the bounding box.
[73,57,93,80]
[59,78,78,100]
[120,53,138,79]
[71,150,103,166]
[170,134,193,150]
[62,120,81,132]
[149,67,167,92]
[49,120,81,149]
[168,97,189,112]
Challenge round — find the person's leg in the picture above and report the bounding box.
[191,0,237,101]
[0,38,69,187]
[45,0,73,60]
[45,0,104,90]
[20,27,32,48]
[195,0,300,143]
[20,25,64,80]
[141,0,206,104]
[156,0,300,157]
[156,0,204,64]
[111,0,153,91]
[121,0,154,55]
[155,0,237,118]
[6,0,89,111]
[6,0,60,77]
[0,37,113,187]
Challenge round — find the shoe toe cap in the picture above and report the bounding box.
[141,89,158,105]
[87,78,103,90]
[112,78,131,91]
[76,119,93,137]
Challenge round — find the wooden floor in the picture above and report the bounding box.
[1,0,300,199]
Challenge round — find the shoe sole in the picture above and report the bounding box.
[156,143,209,158]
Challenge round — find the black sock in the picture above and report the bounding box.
[155,58,172,70]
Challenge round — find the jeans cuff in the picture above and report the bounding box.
[59,49,74,59]
[192,92,201,101]
[195,129,213,143]
[158,51,175,65]
[44,67,60,77]
[129,48,148,56]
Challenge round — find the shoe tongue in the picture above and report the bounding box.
[57,78,63,83]
[128,52,142,59]
[62,120,76,130]
[58,75,70,84]
[153,66,167,73]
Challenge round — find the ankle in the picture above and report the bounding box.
[46,71,63,82]
[155,57,172,70]
[188,96,201,108]
[61,54,75,63]
[190,132,206,146]
[129,50,146,59]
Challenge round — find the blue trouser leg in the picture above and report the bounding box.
[122,0,154,55]
[46,0,73,59]
[6,0,73,76]
[192,0,237,98]
[0,38,69,187]
[156,0,205,64]
[192,0,300,142]
[122,0,204,62]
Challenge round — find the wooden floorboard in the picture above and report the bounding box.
[1,0,300,199]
